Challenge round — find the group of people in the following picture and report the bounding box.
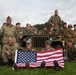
[0,16,38,71]
[38,10,76,62]
[0,15,60,71]
[48,9,76,61]
[0,9,76,71]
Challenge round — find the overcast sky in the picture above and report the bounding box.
[0,0,76,27]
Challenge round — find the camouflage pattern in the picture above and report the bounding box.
[40,30,48,35]
[45,40,52,45]
[24,28,33,35]
[68,29,73,37]
[16,28,24,45]
[33,28,38,35]
[42,40,55,51]
[0,24,16,44]
[60,27,69,40]
[48,14,62,34]
[48,15,62,27]
[1,42,19,63]
[48,30,56,35]
[65,46,76,61]
[68,24,73,37]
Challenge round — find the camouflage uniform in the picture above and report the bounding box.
[48,31,56,35]
[0,24,16,46]
[68,24,73,37]
[1,42,19,63]
[42,40,55,51]
[60,27,69,40]
[65,46,76,61]
[41,30,48,34]
[58,27,63,40]
[43,47,55,51]
[20,41,35,51]
[48,14,62,34]
[32,28,38,35]
[68,29,73,37]
[16,28,24,45]
[24,28,33,35]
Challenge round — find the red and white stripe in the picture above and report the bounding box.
[16,48,64,68]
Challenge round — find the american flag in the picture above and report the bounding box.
[15,50,37,67]
[15,48,64,68]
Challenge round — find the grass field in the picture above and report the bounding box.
[0,61,76,75]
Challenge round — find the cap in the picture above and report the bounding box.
[45,40,52,45]
[74,24,76,27]
[26,41,31,44]
[63,22,67,25]
[68,24,72,28]
[16,22,20,25]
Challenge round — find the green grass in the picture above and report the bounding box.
[0,61,76,75]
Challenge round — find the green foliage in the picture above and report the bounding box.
[0,61,76,75]
[34,22,50,31]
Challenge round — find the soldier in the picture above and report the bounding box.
[41,40,54,68]
[26,41,35,51]
[65,41,76,61]
[21,41,35,51]
[73,24,76,31]
[33,28,38,35]
[45,40,55,50]
[15,22,24,45]
[48,9,62,34]
[13,40,36,70]
[41,40,60,71]
[41,40,54,51]
[40,26,48,34]
[1,37,19,66]
[66,36,73,44]
[24,23,33,35]
[68,24,73,37]
[48,26,56,35]
[60,22,69,41]
[59,26,64,40]
[0,16,16,47]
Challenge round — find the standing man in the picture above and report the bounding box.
[48,9,62,34]
[0,16,16,47]
[15,22,24,45]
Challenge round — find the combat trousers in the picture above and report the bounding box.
[1,53,15,63]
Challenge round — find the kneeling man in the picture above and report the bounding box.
[1,37,19,66]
